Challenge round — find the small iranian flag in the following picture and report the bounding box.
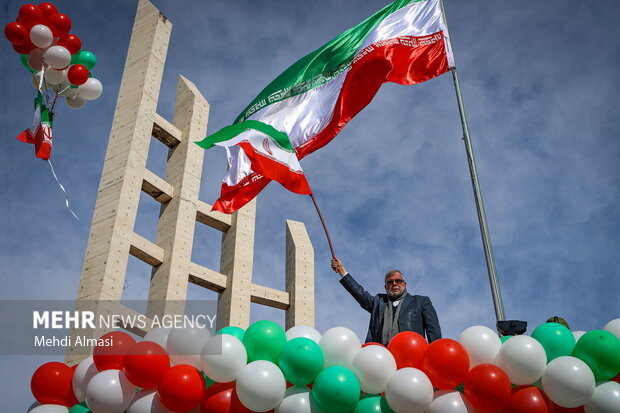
[16,92,54,160]
[198,0,454,213]
[198,120,311,196]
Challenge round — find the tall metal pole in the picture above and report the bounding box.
[451,67,505,322]
[441,0,506,322]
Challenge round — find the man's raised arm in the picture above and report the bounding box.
[332,257,375,313]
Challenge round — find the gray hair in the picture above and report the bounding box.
[384,270,405,282]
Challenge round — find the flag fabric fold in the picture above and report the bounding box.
[198,0,454,213]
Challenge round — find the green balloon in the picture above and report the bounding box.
[278,337,324,385]
[19,55,36,73]
[573,329,620,381]
[242,320,287,363]
[216,325,245,341]
[532,322,576,362]
[500,335,513,343]
[311,365,361,413]
[76,50,97,70]
[353,395,394,413]
[69,402,92,413]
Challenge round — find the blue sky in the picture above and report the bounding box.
[1,0,619,410]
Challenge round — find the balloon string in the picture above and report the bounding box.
[38,66,45,91]
[57,85,70,95]
[46,159,79,221]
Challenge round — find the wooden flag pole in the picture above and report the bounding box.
[441,0,506,322]
[309,193,336,259]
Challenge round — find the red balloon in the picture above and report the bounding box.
[387,331,429,369]
[57,33,81,55]
[12,40,37,54]
[67,64,89,85]
[17,4,43,28]
[158,365,205,412]
[31,362,79,406]
[5,22,29,45]
[46,13,71,37]
[124,341,170,389]
[504,386,553,413]
[463,364,512,411]
[612,373,620,384]
[201,382,234,413]
[200,382,255,413]
[38,2,58,17]
[93,331,137,371]
[421,338,470,389]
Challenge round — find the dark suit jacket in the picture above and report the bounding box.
[340,273,442,343]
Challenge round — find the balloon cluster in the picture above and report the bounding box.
[27,318,620,413]
[4,2,103,109]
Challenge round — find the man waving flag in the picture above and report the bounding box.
[197,0,454,213]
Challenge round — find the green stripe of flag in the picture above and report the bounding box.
[234,0,424,123]
[196,120,294,151]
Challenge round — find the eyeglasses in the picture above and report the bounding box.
[385,279,405,286]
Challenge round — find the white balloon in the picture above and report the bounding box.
[127,389,174,413]
[604,318,620,341]
[72,356,99,402]
[319,326,361,369]
[573,331,587,343]
[66,95,87,109]
[28,49,44,72]
[78,78,103,100]
[28,405,69,413]
[351,345,397,394]
[85,369,138,413]
[585,381,620,413]
[385,368,433,413]
[542,356,595,408]
[275,386,313,413]
[44,68,65,85]
[286,325,321,344]
[166,326,211,368]
[236,360,286,412]
[200,333,247,382]
[494,335,547,385]
[427,390,471,413]
[143,327,172,348]
[44,46,71,70]
[29,24,53,48]
[458,325,502,368]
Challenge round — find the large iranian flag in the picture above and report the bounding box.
[197,0,454,213]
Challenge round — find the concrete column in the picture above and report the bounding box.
[216,200,256,329]
[66,0,171,364]
[285,219,314,328]
[147,76,209,318]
